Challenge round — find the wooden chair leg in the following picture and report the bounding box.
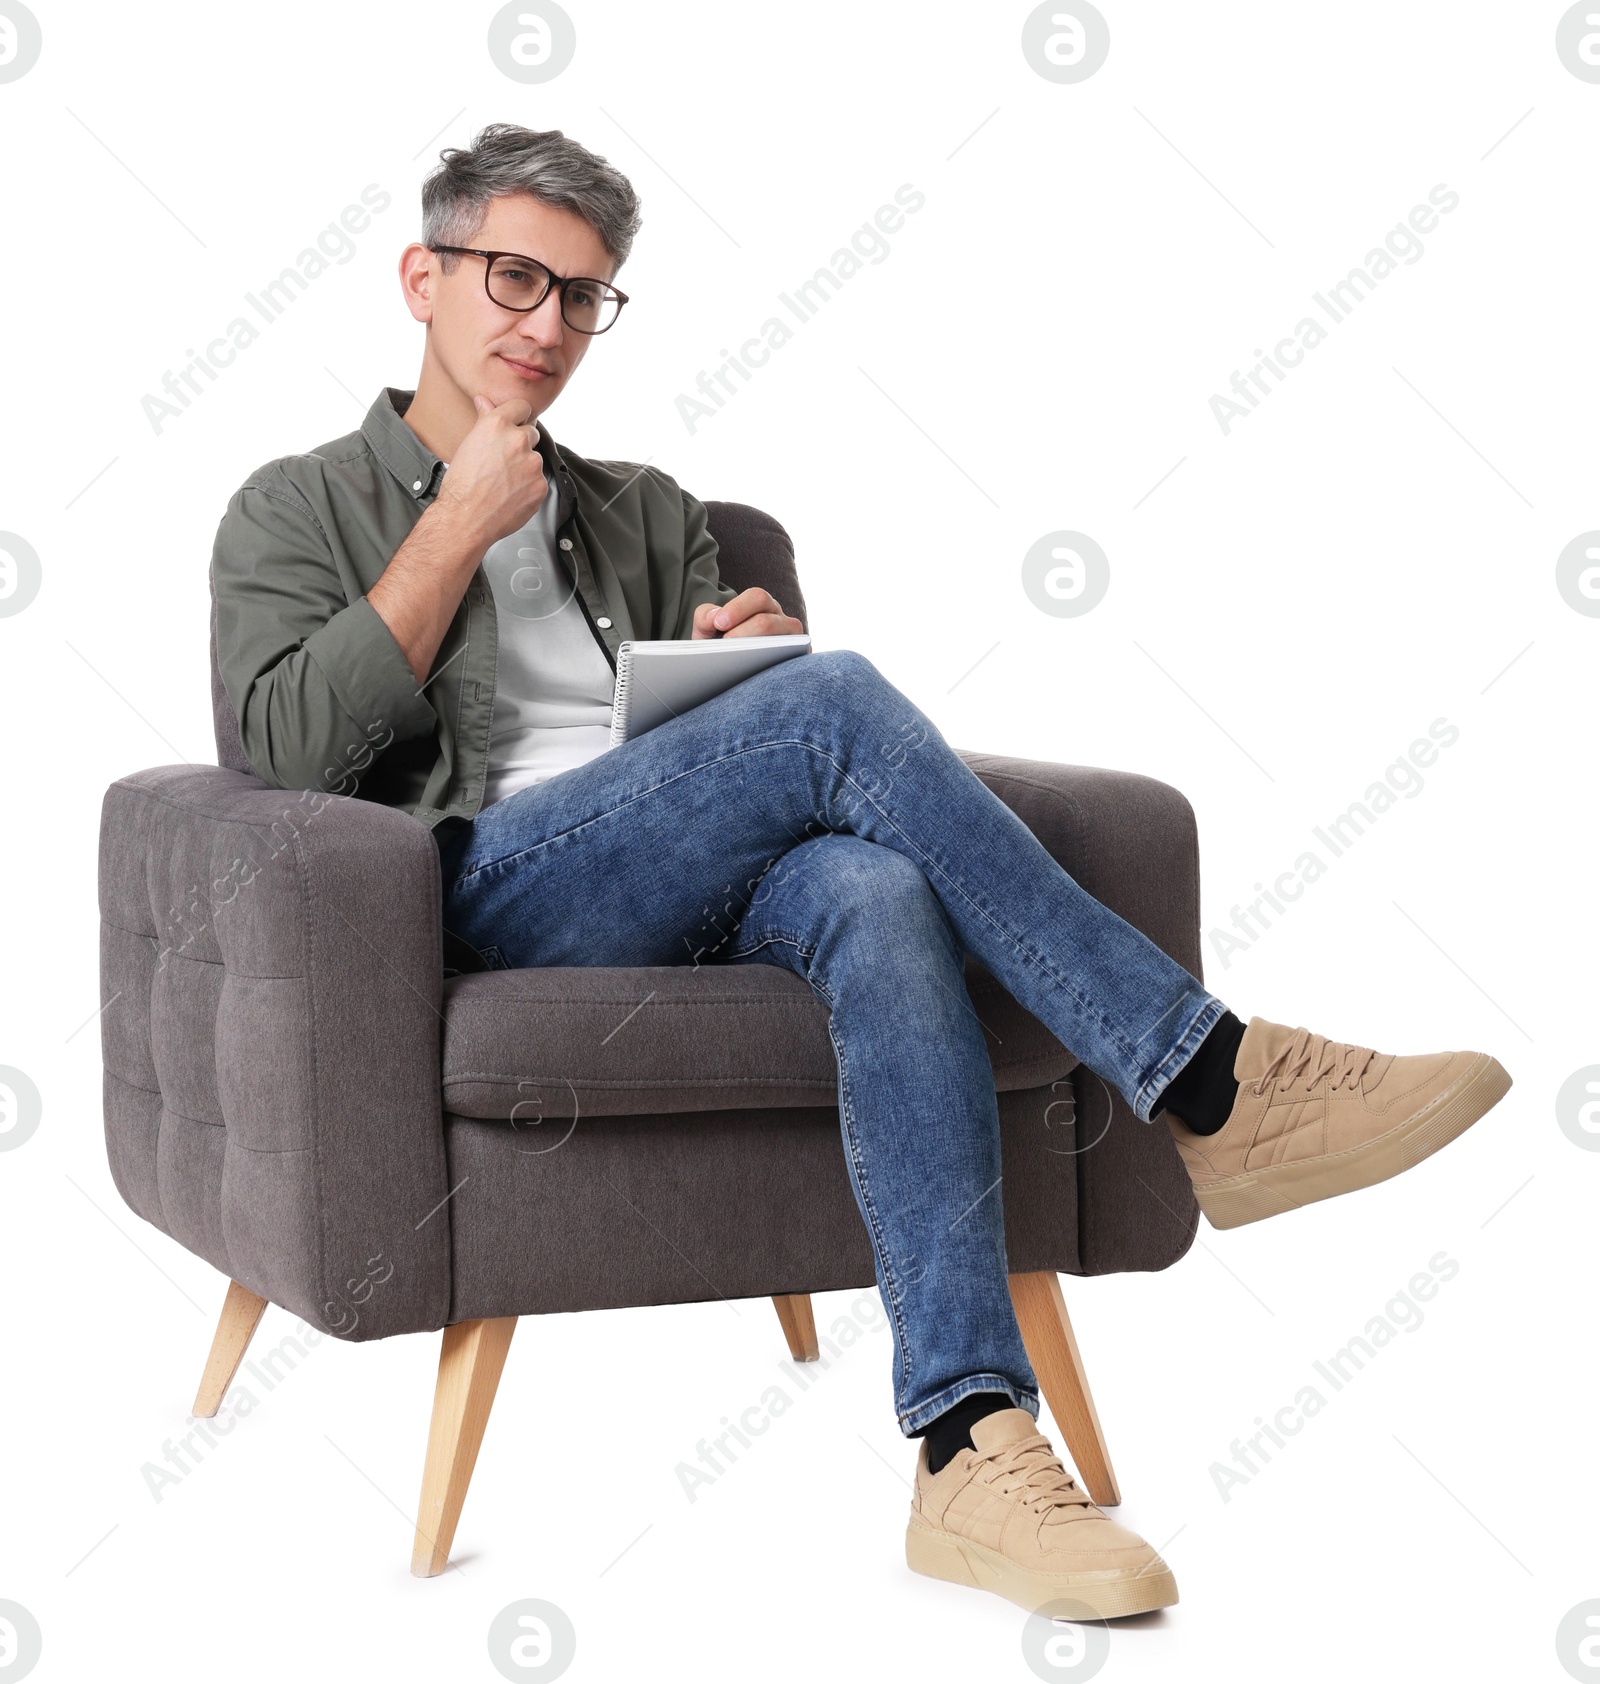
[412,1316,518,1577]
[1008,1270,1121,1508]
[194,1280,269,1418]
[772,1293,819,1361]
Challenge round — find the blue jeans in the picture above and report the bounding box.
[438,650,1226,1434]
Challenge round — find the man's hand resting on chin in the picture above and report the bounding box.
[691,587,805,639]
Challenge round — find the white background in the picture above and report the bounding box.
[0,2,1594,1680]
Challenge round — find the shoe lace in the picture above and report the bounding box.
[1251,1027,1377,1098]
[971,1433,1096,1515]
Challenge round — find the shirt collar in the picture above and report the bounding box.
[362,386,576,511]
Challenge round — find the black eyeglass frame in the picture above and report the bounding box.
[427,245,629,334]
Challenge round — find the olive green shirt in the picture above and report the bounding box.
[212,387,737,840]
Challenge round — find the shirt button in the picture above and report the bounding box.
[596,617,613,629]
[558,538,573,551]
[412,479,423,491]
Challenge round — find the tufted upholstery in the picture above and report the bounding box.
[99,766,451,1338]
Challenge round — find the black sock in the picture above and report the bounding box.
[921,1391,1015,1474]
[1151,1009,1247,1136]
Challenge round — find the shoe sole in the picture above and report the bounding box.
[905,1516,1179,1619]
[1194,1053,1512,1231]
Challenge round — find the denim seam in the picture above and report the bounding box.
[796,959,917,1405]
[1133,994,1228,1122]
[898,1374,1041,1437]
[722,929,815,963]
[451,742,838,883]
[783,741,1151,1073]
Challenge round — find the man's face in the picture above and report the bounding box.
[418,192,617,416]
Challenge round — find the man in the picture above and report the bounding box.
[213,124,1512,1618]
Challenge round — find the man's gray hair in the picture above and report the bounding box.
[421,123,643,276]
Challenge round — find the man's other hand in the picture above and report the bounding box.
[692,587,805,639]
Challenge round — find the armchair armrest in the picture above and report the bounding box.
[98,765,452,1340]
[957,751,1202,1274]
[957,752,1203,977]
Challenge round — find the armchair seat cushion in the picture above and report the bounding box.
[440,957,1079,1120]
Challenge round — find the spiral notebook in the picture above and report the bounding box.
[609,632,813,747]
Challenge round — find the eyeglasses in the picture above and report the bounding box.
[428,245,629,334]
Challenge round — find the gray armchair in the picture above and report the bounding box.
[98,501,1200,1575]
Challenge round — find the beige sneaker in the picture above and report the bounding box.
[905,1407,1178,1618]
[1168,1017,1512,1230]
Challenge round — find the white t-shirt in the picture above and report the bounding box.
[479,481,617,806]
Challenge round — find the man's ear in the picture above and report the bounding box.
[399,243,437,326]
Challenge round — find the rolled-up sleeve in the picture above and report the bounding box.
[212,478,437,793]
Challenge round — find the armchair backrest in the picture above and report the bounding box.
[209,498,808,772]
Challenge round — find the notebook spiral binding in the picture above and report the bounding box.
[609,642,635,747]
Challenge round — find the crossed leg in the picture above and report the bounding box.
[715,831,1039,1434]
